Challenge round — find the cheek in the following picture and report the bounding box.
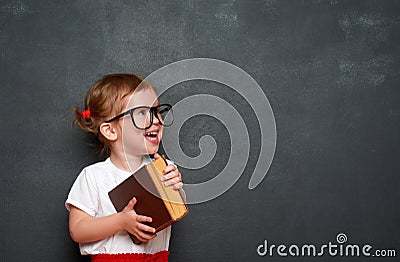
[122,134,148,155]
[122,122,145,142]
[122,119,141,134]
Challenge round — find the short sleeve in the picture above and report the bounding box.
[65,168,98,217]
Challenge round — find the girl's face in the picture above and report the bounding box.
[121,88,163,156]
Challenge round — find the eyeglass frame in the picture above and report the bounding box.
[104,103,173,130]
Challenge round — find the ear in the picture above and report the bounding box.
[99,122,118,142]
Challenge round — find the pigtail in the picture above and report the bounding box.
[72,105,109,158]
[72,106,89,131]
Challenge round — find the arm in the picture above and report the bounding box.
[69,197,156,243]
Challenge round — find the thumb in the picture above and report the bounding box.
[123,197,137,211]
[154,153,161,159]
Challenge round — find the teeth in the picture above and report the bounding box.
[145,132,157,136]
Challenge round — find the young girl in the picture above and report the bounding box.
[65,74,183,261]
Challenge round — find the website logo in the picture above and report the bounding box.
[257,233,396,258]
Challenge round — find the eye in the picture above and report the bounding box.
[133,108,149,118]
[138,109,146,116]
[159,108,168,114]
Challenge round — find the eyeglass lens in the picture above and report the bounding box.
[131,105,173,129]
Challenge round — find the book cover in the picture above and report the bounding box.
[108,157,188,244]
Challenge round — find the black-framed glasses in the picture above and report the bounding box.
[105,104,174,130]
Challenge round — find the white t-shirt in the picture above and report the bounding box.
[65,156,171,255]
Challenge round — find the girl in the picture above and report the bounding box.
[65,74,183,261]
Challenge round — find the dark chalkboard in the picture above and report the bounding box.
[1,0,399,261]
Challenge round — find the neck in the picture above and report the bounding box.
[110,151,144,173]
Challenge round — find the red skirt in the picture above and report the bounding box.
[91,251,170,262]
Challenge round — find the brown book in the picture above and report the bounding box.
[108,156,188,244]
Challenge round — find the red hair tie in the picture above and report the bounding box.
[81,109,91,120]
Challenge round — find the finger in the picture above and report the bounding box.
[162,170,178,181]
[162,165,176,175]
[136,230,157,242]
[136,215,153,223]
[154,153,161,159]
[138,223,156,234]
[164,177,181,187]
[172,182,183,190]
[123,197,137,211]
[133,233,149,243]
[126,229,156,243]
[162,169,181,182]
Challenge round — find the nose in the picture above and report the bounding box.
[146,110,160,127]
[152,111,161,125]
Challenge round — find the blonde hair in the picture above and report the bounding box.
[73,73,154,158]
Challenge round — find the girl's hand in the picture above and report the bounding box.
[120,197,156,243]
[154,153,183,190]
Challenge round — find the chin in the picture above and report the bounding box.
[145,145,159,155]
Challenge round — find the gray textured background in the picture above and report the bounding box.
[1,0,399,261]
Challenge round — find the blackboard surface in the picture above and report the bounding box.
[1,0,399,261]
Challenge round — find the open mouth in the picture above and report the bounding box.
[144,131,159,143]
[145,131,157,137]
